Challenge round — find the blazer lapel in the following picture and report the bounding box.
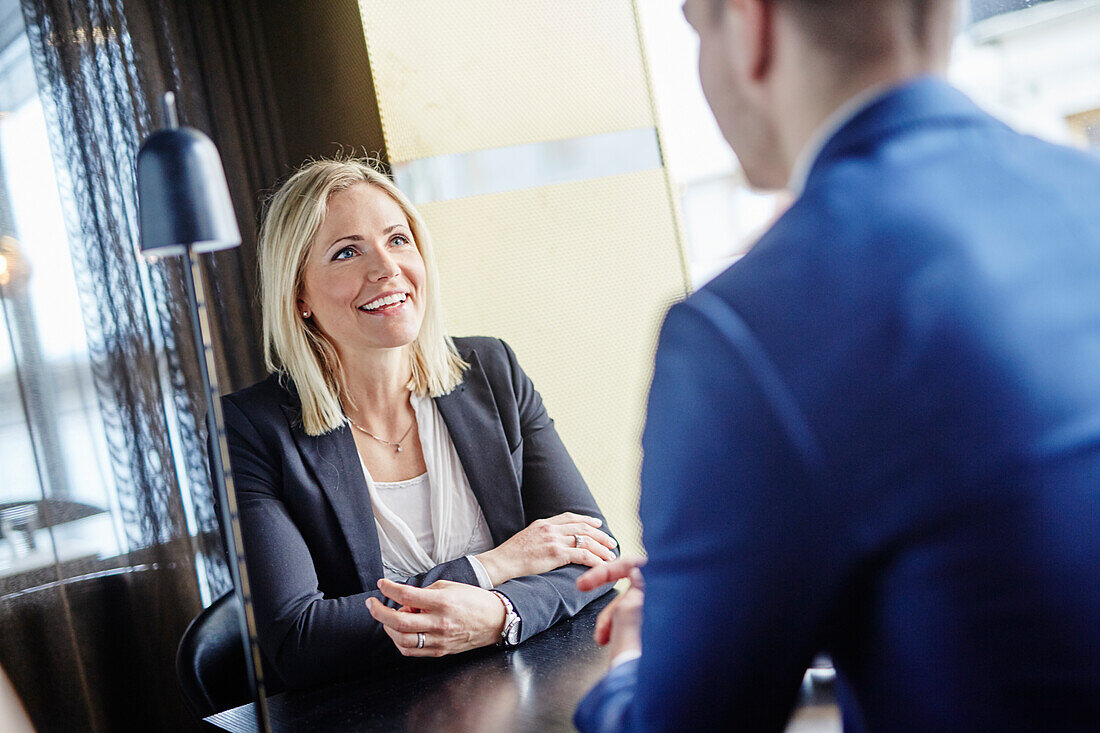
[280,401,384,590]
[435,349,524,545]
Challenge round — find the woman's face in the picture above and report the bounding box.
[297,183,427,357]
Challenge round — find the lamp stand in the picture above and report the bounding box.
[181,245,272,732]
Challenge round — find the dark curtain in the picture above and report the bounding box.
[5,0,283,729]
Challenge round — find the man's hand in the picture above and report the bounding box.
[367,578,507,657]
[578,556,646,661]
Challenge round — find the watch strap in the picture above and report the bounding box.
[491,590,521,647]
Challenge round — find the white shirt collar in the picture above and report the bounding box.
[787,84,888,197]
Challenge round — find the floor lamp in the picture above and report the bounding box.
[136,93,271,733]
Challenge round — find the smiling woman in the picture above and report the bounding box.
[220,157,618,690]
[257,160,465,438]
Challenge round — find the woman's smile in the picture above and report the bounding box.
[358,291,409,314]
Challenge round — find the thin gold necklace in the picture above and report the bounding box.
[348,416,415,454]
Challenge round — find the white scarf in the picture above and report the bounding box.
[361,393,487,579]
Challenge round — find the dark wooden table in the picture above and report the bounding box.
[206,592,617,732]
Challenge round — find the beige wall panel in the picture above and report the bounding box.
[359,0,654,163]
[420,169,689,556]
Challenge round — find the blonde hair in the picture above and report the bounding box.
[259,157,468,436]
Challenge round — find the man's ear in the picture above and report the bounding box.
[730,0,776,83]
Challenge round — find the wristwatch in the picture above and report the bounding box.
[491,591,521,648]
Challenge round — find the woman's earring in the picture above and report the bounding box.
[301,311,310,318]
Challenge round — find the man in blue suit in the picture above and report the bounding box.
[575,0,1100,730]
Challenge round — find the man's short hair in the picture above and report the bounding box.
[711,0,953,62]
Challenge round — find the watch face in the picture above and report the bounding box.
[493,591,520,646]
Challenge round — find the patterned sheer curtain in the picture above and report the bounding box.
[1,0,281,729]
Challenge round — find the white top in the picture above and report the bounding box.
[360,393,495,589]
[370,473,436,553]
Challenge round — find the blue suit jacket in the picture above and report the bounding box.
[576,78,1100,731]
[223,337,611,689]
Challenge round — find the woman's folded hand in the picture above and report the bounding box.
[367,578,506,657]
[474,512,617,586]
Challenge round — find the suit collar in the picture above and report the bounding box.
[805,76,1005,192]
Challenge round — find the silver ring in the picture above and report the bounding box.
[573,534,581,548]
[417,632,425,649]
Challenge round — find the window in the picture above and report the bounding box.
[1067,109,1100,150]
[0,25,123,589]
[954,0,1100,149]
[968,0,1061,24]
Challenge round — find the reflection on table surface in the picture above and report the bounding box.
[207,591,617,733]
[207,591,841,733]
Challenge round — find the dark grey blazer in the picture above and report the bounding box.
[222,336,613,689]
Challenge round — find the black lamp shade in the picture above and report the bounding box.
[136,126,240,256]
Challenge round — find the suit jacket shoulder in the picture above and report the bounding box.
[222,372,295,426]
[451,335,519,391]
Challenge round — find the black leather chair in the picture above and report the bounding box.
[176,592,266,719]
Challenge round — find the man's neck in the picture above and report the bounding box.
[785,83,890,196]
